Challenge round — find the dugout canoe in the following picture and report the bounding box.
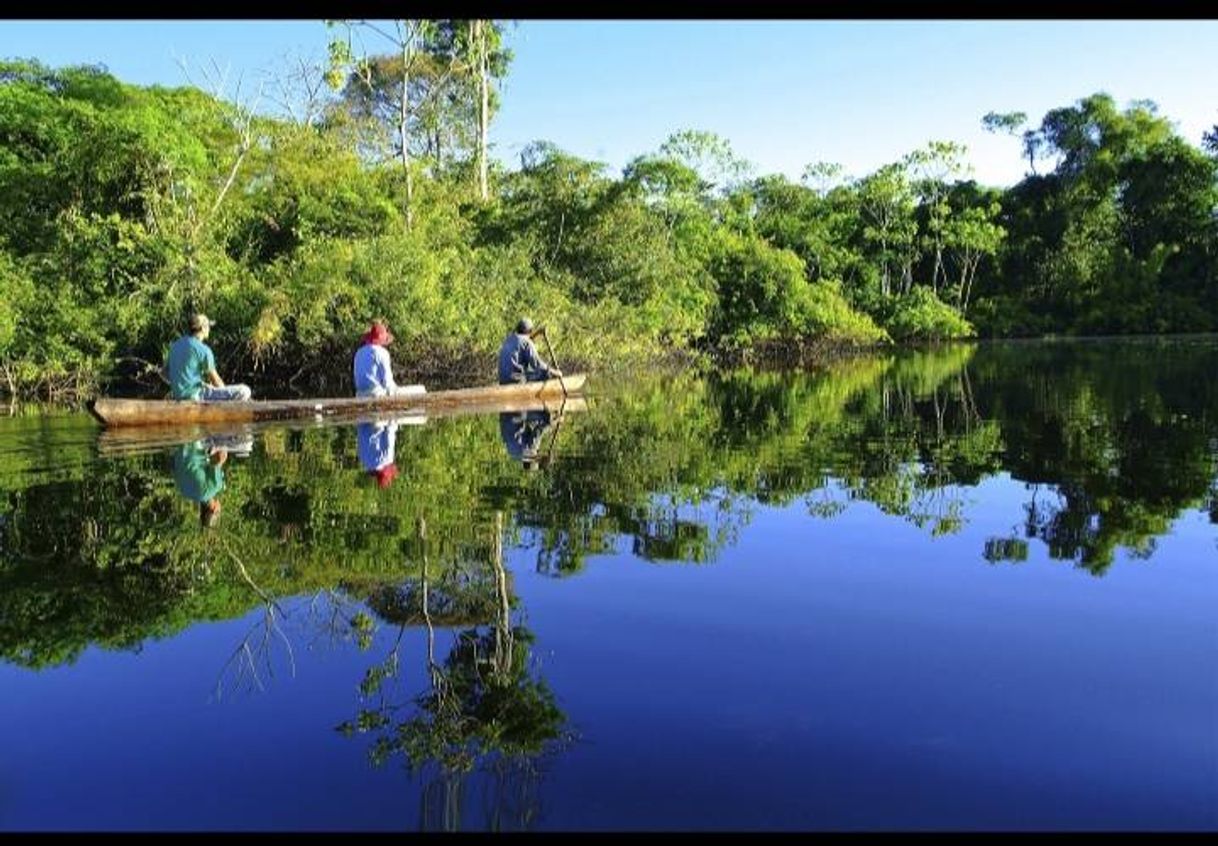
[94,395,588,458]
[89,373,587,428]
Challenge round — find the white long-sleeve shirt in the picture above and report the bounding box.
[356,421,397,471]
[353,343,399,397]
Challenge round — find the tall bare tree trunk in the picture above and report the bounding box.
[880,236,890,297]
[962,254,980,313]
[400,36,413,230]
[477,21,490,202]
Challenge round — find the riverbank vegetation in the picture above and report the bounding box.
[1,20,1215,398]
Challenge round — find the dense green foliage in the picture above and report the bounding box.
[0,48,1215,397]
[975,97,1218,336]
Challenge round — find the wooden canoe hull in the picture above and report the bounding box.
[89,374,587,428]
[96,396,588,457]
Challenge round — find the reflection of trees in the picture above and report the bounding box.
[2,339,1217,672]
[968,340,1218,573]
[984,536,1029,563]
[0,461,216,668]
[816,346,1002,537]
[212,540,296,700]
[337,513,569,832]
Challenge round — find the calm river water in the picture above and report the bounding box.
[0,338,1214,830]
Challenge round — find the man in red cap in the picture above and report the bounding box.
[352,319,425,399]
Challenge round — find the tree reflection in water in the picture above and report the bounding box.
[0,339,1214,758]
[337,512,570,832]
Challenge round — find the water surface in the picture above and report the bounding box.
[0,338,1215,830]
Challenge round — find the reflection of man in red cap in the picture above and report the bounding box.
[372,463,397,489]
[352,320,425,399]
[357,420,399,489]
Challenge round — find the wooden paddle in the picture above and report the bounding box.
[534,326,568,398]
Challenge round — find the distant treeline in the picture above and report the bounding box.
[1,27,1215,397]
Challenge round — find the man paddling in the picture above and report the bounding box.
[165,313,252,402]
[498,318,562,384]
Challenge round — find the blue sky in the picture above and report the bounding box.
[2,20,1215,187]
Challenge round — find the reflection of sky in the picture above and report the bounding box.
[0,605,440,829]
[510,488,1218,829]
[3,466,1212,829]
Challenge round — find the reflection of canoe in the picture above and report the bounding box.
[96,396,588,457]
[89,374,587,428]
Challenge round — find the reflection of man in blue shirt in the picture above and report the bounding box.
[499,410,552,470]
[357,421,398,488]
[172,441,227,527]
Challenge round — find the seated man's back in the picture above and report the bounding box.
[165,313,252,402]
[352,320,425,398]
[167,333,214,401]
[498,319,557,384]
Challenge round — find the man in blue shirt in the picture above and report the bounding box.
[498,318,562,384]
[165,313,252,402]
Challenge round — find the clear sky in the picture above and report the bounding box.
[2,19,1215,187]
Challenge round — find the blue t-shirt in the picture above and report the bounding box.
[172,442,225,503]
[166,335,216,401]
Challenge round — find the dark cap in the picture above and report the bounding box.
[515,317,535,335]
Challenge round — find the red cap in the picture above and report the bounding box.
[372,464,397,489]
[362,321,394,346]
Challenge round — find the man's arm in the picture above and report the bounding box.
[525,338,552,376]
[204,346,225,387]
[378,346,398,391]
